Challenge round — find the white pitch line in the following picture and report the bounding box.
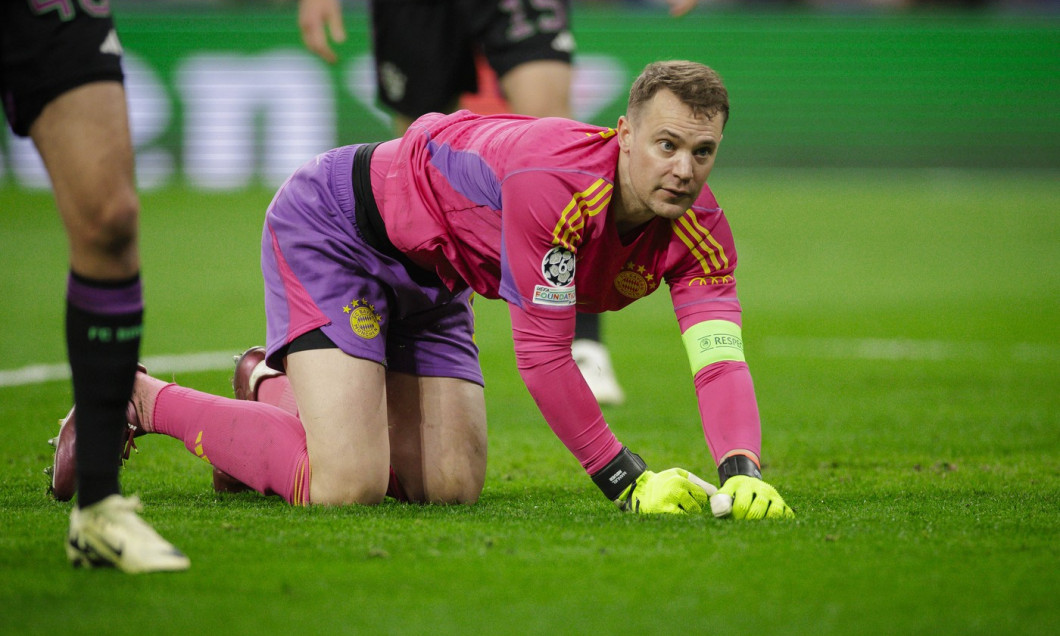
[0,351,237,388]
[1,337,1058,389]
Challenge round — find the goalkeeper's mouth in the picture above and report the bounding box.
[660,187,694,204]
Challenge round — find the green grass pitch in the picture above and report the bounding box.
[1,168,1058,634]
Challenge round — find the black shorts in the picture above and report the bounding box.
[0,1,124,137]
[370,0,573,118]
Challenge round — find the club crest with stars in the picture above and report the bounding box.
[613,261,657,299]
[343,298,382,339]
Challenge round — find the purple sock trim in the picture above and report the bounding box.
[67,272,143,315]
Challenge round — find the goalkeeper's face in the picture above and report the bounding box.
[616,89,723,228]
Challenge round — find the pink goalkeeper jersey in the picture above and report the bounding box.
[372,111,761,475]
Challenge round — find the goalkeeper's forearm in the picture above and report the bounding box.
[509,305,628,477]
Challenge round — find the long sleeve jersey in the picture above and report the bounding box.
[371,111,761,475]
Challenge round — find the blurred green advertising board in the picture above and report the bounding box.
[1,7,1056,189]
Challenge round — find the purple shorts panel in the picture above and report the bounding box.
[261,144,483,386]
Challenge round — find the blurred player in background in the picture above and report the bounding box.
[295,0,678,405]
[49,60,794,520]
[3,2,189,572]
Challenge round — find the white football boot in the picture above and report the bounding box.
[572,339,626,406]
[66,494,190,573]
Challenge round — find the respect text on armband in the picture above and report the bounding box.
[682,320,746,373]
[698,333,744,352]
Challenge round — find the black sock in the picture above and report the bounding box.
[66,272,143,508]
[574,312,601,342]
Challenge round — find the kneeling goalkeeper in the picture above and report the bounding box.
[50,61,793,519]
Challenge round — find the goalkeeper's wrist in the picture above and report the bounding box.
[718,454,762,485]
[590,447,647,501]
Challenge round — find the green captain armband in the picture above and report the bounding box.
[682,320,746,374]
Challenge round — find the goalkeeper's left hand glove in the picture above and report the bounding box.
[709,454,795,520]
[715,475,794,519]
[616,467,714,514]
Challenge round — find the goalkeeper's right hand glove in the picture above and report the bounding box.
[590,448,714,514]
[616,467,714,514]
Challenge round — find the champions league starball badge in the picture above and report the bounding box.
[541,246,575,286]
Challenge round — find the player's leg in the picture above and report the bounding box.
[479,0,573,119]
[382,282,487,503]
[498,59,572,119]
[226,346,420,500]
[33,82,144,507]
[387,373,487,503]
[254,141,415,504]
[33,82,140,278]
[10,1,187,570]
[72,341,380,508]
[123,364,311,504]
[284,348,392,505]
[173,343,480,507]
[369,0,474,135]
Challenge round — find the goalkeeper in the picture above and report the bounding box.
[49,61,792,519]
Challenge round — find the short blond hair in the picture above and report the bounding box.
[627,61,729,126]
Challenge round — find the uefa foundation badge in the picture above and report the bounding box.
[533,246,577,306]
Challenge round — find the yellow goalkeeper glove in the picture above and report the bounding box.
[616,467,715,514]
[711,455,794,520]
[590,447,721,515]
